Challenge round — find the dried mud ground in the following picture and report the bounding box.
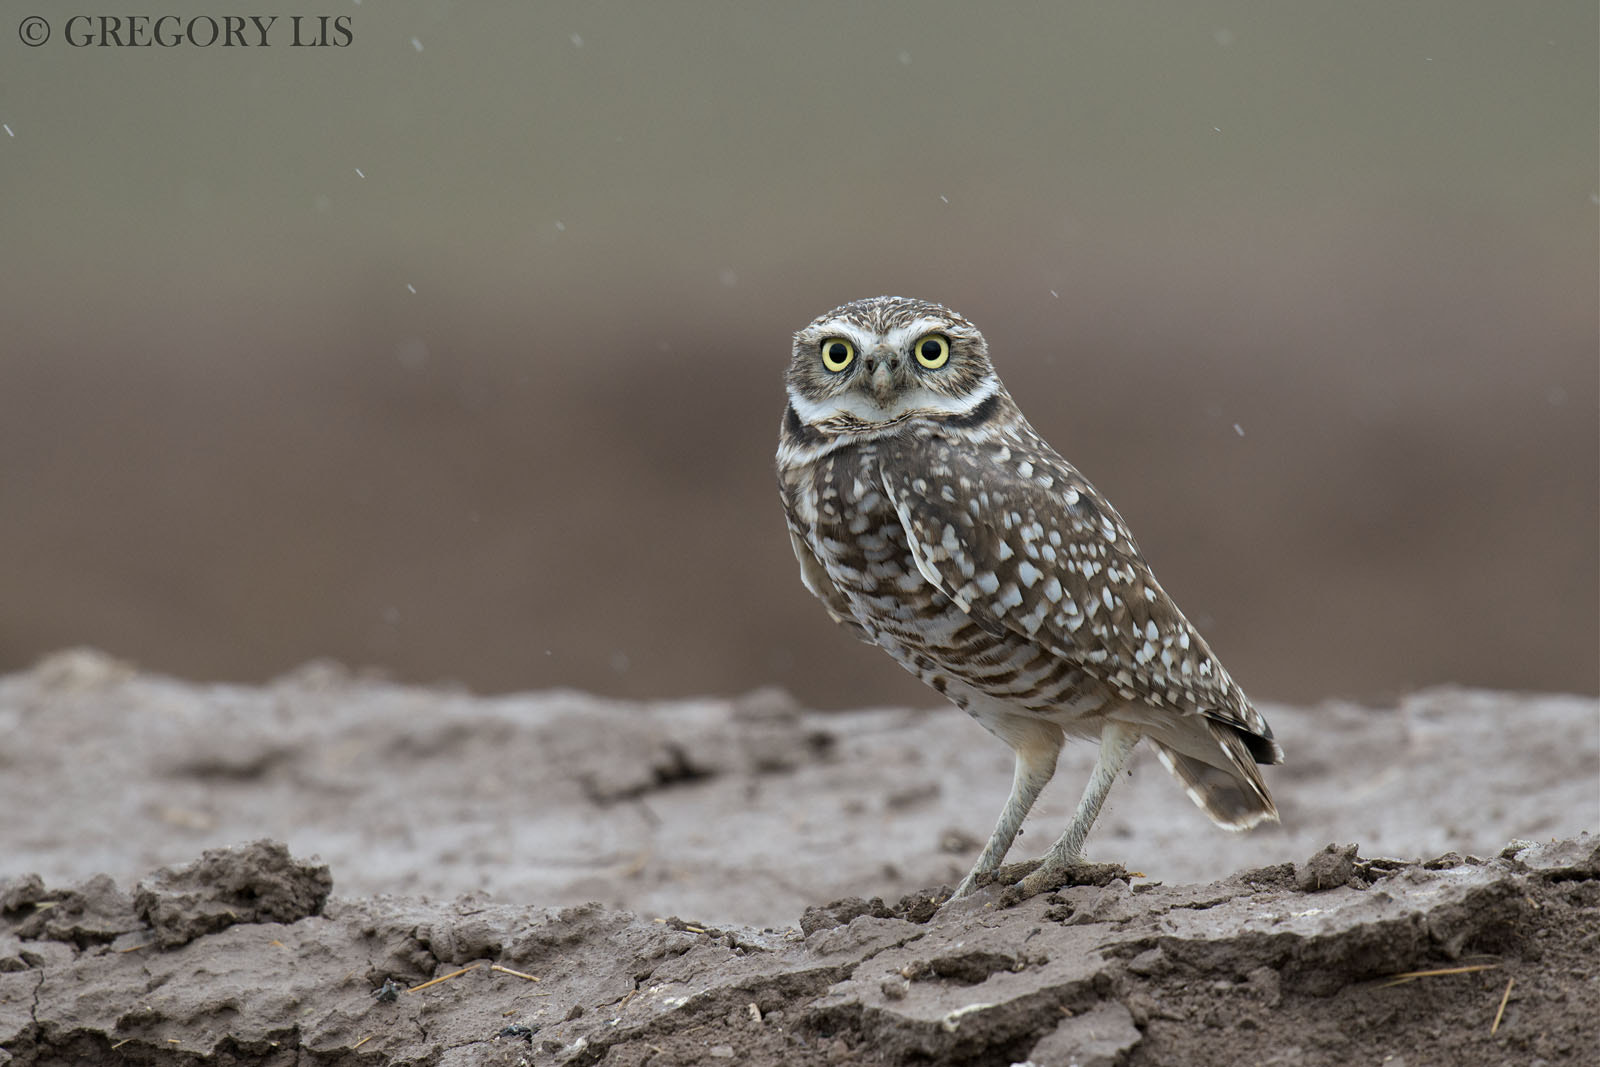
[1,651,1597,1066]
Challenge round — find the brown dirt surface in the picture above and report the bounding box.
[1,650,1596,1066]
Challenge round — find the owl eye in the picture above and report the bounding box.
[914,334,951,369]
[820,338,855,373]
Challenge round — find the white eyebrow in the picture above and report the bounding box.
[803,317,956,353]
[802,322,876,351]
[882,319,954,351]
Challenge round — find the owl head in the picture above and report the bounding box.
[785,296,1002,437]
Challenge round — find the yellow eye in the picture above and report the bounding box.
[914,334,950,369]
[820,337,855,372]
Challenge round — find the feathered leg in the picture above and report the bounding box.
[951,717,1063,898]
[1015,721,1141,898]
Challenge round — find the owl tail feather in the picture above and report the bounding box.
[1149,722,1278,831]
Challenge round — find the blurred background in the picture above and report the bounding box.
[1,2,1594,709]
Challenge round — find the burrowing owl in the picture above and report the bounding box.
[776,296,1282,900]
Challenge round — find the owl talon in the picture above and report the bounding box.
[945,857,1046,907]
[1001,859,1130,907]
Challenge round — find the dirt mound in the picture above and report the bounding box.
[1,837,1595,1066]
[2,652,1595,930]
[0,655,1595,1064]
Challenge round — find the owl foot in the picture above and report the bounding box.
[999,859,1130,908]
[947,856,1036,902]
[944,856,1129,910]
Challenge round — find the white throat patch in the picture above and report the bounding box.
[786,373,998,427]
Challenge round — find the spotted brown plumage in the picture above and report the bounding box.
[776,296,1282,900]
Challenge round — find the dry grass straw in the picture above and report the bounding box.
[1490,976,1515,1035]
[407,962,482,993]
[1378,962,1499,988]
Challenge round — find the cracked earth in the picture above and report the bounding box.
[0,651,1596,1065]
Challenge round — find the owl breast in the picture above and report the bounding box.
[785,440,1111,732]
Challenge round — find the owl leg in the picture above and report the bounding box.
[1015,721,1141,899]
[951,718,1063,898]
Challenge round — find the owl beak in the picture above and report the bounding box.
[863,347,901,406]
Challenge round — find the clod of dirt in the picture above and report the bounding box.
[1502,834,1600,879]
[0,876,45,915]
[1296,842,1362,891]
[7,874,141,947]
[800,897,897,936]
[133,839,332,947]
[800,886,952,936]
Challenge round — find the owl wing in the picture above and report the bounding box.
[787,526,872,641]
[877,437,1274,748]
